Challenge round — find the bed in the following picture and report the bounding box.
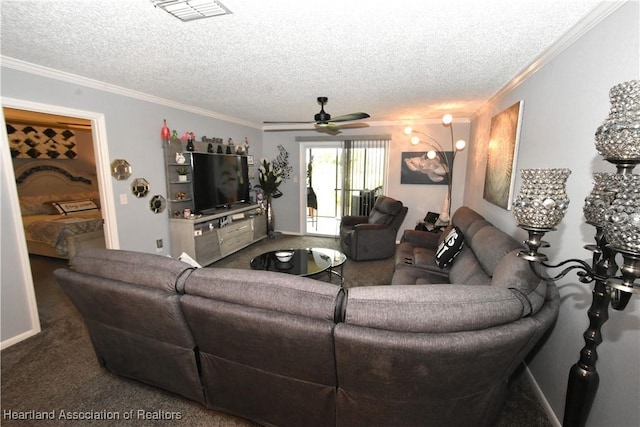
[16,163,106,260]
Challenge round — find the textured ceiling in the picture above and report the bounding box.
[1,0,606,129]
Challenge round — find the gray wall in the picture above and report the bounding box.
[464,3,639,426]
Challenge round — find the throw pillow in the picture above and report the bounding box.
[52,199,99,215]
[435,226,465,268]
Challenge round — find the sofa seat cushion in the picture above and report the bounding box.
[395,242,444,273]
[391,264,449,285]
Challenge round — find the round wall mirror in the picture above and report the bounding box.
[131,177,150,198]
[150,195,166,213]
[111,159,132,180]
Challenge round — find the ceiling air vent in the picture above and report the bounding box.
[150,0,232,22]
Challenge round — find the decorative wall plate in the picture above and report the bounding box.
[111,159,132,180]
[150,195,166,213]
[131,177,150,198]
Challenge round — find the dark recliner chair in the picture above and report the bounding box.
[339,195,408,261]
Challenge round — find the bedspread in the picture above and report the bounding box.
[23,212,104,255]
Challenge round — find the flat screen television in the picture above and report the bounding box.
[191,153,251,214]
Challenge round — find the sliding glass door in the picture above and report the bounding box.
[303,138,388,236]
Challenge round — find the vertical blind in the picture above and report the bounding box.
[341,138,388,216]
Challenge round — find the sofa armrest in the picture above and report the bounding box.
[341,215,369,227]
[400,229,442,249]
[354,223,387,231]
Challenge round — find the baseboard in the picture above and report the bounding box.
[1,327,40,350]
[524,365,562,427]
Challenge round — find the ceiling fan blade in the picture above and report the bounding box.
[315,123,342,135]
[329,112,370,122]
[263,120,313,124]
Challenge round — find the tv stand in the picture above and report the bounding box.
[169,203,267,266]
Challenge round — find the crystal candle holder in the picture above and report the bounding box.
[512,168,571,229]
[594,80,640,161]
[604,173,640,253]
[583,172,621,227]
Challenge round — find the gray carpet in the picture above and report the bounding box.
[1,236,552,426]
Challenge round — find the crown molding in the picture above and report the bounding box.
[473,1,627,119]
[0,56,262,130]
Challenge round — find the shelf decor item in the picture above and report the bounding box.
[176,167,188,182]
[510,80,640,427]
[161,119,171,143]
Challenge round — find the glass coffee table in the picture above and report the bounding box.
[250,247,346,284]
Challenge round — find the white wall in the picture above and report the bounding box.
[262,121,469,237]
[464,3,639,426]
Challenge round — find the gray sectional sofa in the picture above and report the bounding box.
[54,209,559,426]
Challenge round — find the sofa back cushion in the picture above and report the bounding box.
[342,284,535,333]
[70,248,194,293]
[491,249,548,316]
[185,268,342,320]
[368,195,403,225]
[468,226,523,276]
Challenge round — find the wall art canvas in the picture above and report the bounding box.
[7,123,77,159]
[483,101,524,209]
[401,151,453,185]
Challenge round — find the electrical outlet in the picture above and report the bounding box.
[156,239,163,252]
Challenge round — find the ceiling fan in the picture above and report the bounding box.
[264,97,370,129]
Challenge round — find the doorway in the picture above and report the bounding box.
[1,98,116,343]
[305,143,342,236]
[303,138,388,237]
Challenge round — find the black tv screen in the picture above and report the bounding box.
[192,153,250,214]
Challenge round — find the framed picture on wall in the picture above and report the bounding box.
[483,101,524,209]
[401,151,453,185]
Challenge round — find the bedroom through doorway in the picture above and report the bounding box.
[3,106,110,334]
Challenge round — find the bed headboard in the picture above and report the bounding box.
[14,162,98,197]
[14,162,100,215]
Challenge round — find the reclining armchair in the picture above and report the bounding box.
[340,195,408,261]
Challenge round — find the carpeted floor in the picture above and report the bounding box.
[1,236,552,426]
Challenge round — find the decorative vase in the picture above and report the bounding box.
[594,80,640,161]
[161,119,171,143]
[512,168,571,229]
[439,191,451,224]
[266,194,275,233]
[604,173,640,253]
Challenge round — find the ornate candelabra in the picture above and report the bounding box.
[511,80,640,427]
